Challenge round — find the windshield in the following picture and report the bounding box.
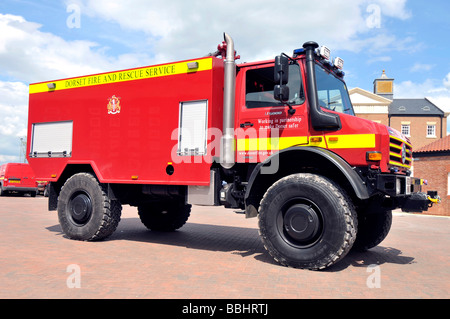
[315,64,354,116]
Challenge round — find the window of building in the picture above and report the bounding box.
[401,124,410,136]
[448,172,450,196]
[427,124,436,138]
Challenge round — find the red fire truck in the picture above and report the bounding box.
[0,163,38,197]
[27,33,439,270]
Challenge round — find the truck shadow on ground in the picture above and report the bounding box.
[47,217,415,272]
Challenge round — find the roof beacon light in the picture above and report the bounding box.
[293,48,305,56]
[333,57,344,69]
[319,46,331,60]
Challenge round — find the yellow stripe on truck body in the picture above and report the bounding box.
[29,58,213,94]
[237,134,375,152]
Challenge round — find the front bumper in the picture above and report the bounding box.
[377,174,421,196]
[376,174,439,212]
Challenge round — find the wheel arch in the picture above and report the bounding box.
[48,163,97,211]
[244,146,370,218]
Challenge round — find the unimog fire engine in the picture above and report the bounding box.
[27,33,439,270]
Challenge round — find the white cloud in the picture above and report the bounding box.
[410,63,435,73]
[0,81,29,164]
[0,1,417,84]
[368,56,392,64]
[0,154,19,165]
[75,0,414,63]
[395,78,446,98]
[374,0,412,20]
[80,0,182,37]
[0,81,28,136]
[444,72,450,90]
[394,77,450,113]
[0,13,151,83]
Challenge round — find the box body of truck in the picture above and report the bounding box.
[28,57,223,188]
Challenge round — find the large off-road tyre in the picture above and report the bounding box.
[57,173,122,241]
[138,201,191,231]
[258,173,357,270]
[352,209,392,251]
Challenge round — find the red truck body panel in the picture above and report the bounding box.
[27,57,224,185]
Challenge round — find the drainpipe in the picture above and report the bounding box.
[220,33,236,169]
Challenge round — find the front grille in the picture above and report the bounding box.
[389,136,412,168]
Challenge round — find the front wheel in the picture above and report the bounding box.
[57,173,122,241]
[258,173,357,270]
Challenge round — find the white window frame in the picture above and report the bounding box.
[448,172,450,196]
[401,124,410,137]
[177,100,208,156]
[30,121,73,157]
[426,124,436,138]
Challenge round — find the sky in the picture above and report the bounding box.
[0,0,450,164]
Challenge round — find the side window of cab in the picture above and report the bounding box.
[245,64,304,108]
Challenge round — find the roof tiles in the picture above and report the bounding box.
[414,134,450,153]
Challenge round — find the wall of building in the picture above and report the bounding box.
[390,116,447,149]
[413,155,449,216]
[355,113,389,126]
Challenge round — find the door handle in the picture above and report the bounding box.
[240,122,254,128]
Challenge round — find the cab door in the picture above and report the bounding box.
[235,62,309,164]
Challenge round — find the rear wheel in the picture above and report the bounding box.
[353,209,392,251]
[57,173,122,241]
[138,200,191,231]
[258,173,357,270]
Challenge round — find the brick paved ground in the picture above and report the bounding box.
[0,195,448,299]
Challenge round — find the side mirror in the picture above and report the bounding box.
[274,55,289,84]
[274,85,289,102]
[274,53,295,115]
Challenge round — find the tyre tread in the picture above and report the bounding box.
[59,172,122,241]
[258,173,357,270]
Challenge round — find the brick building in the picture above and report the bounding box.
[389,98,447,149]
[349,70,448,150]
[350,70,449,216]
[347,87,391,126]
[413,135,450,216]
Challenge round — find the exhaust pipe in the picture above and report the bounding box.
[303,41,341,131]
[220,33,236,169]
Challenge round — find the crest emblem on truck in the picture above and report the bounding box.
[107,95,121,114]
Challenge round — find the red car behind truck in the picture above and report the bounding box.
[26,33,439,270]
[0,163,38,197]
